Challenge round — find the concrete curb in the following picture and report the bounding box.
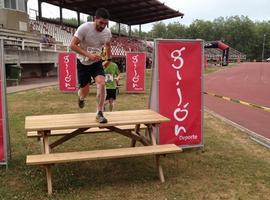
[7,82,58,94]
[205,107,270,149]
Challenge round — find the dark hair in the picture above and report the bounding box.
[95,8,110,19]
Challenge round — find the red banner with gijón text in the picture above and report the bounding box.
[0,39,9,164]
[126,52,145,92]
[58,53,77,92]
[156,40,203,147]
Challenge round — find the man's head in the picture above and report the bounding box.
[94,8,110,32]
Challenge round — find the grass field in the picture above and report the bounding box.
[0,69,269,200]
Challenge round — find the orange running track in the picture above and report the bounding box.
[204,62,270,146]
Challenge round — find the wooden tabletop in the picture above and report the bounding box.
[25,109,170,131]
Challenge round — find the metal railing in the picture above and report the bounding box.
[0,36,70,52]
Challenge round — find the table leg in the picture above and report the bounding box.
[38,130,53,194]
[148,125,156,145]
[38,130,51,154]
[131,124,141,147]
[148,124,165,182]
[43,136,50,154]
[40,137,44,154]
[45,165,52,195]
[130,139,136,147]
[144,127,149,140]
[156,155,165,182]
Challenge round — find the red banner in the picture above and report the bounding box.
[126,52,145,92]
[157,40,203,146]
[58,53,77,92]
[0,78,3,161]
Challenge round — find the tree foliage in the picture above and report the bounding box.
[110,23,128,35]
[58,15,269,60]
[146,16,270,60]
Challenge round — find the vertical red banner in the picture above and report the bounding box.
[58,53,77,92]
[0,79,4,161]
[0,39,8,164]
[157,40,203,147]
[126,52,145,92]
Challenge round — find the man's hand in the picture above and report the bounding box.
[70,37,102,62]
[87,53,102,61]
[103,60,110,68]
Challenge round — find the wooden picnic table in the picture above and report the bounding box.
[25,109,182,194]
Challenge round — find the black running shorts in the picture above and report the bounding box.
[106,89,117,100]
[77,59,105,88]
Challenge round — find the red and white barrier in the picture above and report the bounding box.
[126,52,146,93]
[151,40,204,148]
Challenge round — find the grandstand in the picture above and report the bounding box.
[1,19,247,83]
[1,16,152,82]
[0,0,246,85]
[1,0,175,83]
[29,19,146,57]
[29,19,75,46]
[204,43,246,66]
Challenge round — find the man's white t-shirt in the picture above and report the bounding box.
[74,22,112,65]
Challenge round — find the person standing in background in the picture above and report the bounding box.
[103,59,120,111]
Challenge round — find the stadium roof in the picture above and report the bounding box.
[40,0,184,25]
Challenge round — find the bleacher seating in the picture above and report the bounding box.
[111,35,145,57]
[228,47,246,60]
[2,19,245,63]
[29,19,150,57]
[29,19,75,46]
[0,27,41,42]
[204,43,246,64]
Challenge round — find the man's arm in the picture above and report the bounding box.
[115,63,121,85]
[105,41,111,60]
[102,40,112,67]
[69,36,101,61]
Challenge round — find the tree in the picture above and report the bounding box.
[222,16,257,60]
[186,20,215,40]
[255,21,270,60]
[166,22,187,39]
[151,22,167,38]
[146,16,270,60]
[110,23,128,35]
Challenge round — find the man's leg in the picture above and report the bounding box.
[109,98,114,111]
[108,89,117,112]
[95,76,106,111]
[76,59,91,109]
[95,75,107,123]
[77,84,89,108]
[97,86,107,111]
[78,84,90,99]
[103,100,109,111]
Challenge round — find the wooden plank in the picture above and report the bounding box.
[26,144,182,165]
[49,128,89,149]
[106,126,151,146]
[25,109,169,131]
[45,166,52,195]
[131,124,141,147]
[27,124,147,137]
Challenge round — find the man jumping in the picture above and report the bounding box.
[69,8,112,123]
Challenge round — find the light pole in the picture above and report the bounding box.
[262,34,266,62]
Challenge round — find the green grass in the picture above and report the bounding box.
[0,71,269,200]
[204,63,237,74]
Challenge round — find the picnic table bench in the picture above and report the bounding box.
[25,109,182,194]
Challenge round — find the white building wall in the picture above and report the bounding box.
[0,0,4,8]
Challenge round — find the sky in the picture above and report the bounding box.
[27,0,270,32]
